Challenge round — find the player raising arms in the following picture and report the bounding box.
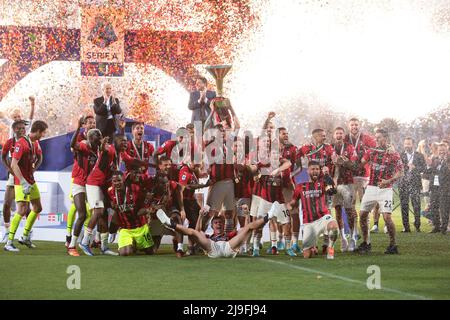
[156,210,274,259]
[65,115,96,248]
[109,171,154,256]
[358,129,403,254]
[80,134,147,256]
[1,120,27,243]
[357,129,404,254]
[287,161,339,259]
[66,121,102,256]
[331,127,358,252]
[4,120,47,252]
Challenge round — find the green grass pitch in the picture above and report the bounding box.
[1,206,449,300]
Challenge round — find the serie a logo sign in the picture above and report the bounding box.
[88,15,118,49]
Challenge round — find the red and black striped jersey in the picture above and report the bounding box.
[297,143,335,172]
[344,132,376,178]
[72,141,98,186]
[12,136,42,185]
[143,178,179,210]
[86,145,116,187]
[234,164,255,199]
[2,137,16,158]
[76,131,87,143]
[293,179,330,224]
[125,139,154,174]
[331,142,358,185]
[108,184,147,229]
[87,145,134,187]
[280,143,298,188]
[362,148,403,188]
[178,164,198,200]
[209,144,235,182]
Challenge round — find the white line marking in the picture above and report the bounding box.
[261,258,431,300]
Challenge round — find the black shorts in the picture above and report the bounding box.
[184,199,200,229]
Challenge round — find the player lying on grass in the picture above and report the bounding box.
[286,161,339,259]
[155,208,276,258]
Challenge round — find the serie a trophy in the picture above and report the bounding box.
[205,64,235,129]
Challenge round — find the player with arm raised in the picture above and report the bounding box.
[331,127,358,252]
[66,120,102,256]
[356,129,404,254]
[286,161,339,259]
[4,120,47,252]
[65,115,96,249]
[80,134,145,256]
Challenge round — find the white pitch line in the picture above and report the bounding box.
[261,258,431,300]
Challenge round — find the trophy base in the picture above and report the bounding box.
[212,97,231,109]
[211,97,233,128]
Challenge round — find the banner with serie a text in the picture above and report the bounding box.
[81,6,125,77]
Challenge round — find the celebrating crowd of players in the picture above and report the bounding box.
[2,100,448,259]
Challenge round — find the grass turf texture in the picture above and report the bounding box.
[1,202,449,300]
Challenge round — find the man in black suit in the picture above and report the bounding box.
[426,143,450,235]
[398,137,426,232]
[93,82,122,141]
[187,76,216,125]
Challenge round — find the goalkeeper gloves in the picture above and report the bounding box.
[21,180,32,196]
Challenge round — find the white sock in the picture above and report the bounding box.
[100,233,108,250]
[5,225,10,233]
[95,231,101,242]
[292,233,298,246]
[177,243,184,251]
[277,231,283,243]
[284,235,291,249]
[69,236,78,248]
[352,228,358,241]
[270,231,277,247]
[253,232,260,250]
[81,228,92,246]
[6,239,12,246]
[341,228,346,240]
